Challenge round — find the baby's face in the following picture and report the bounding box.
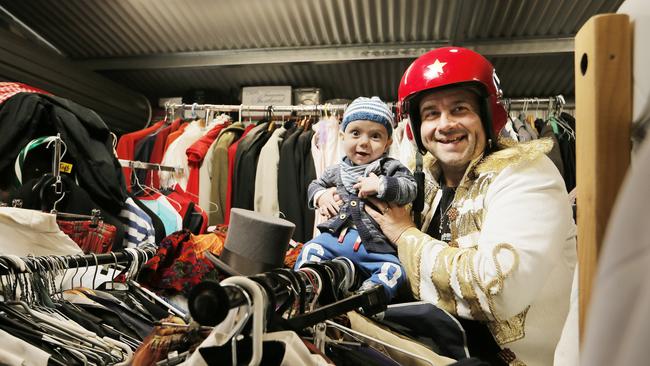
[341,120,392,165]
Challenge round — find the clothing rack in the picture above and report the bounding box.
[118,159,182,173]
[164,101,397,114]
[504,95,575,110]
[0,248,155,276]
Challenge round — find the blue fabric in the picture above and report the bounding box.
[341,96,394,137]
[138,197,180,236]
[294,228,405,300]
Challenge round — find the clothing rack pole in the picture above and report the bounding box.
[166,103,347,113]
[118,159,182,173]
[0,249,155,275]
[505,96,556,104]
[165,102,398,113]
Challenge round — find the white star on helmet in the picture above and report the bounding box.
[424,59,447,80]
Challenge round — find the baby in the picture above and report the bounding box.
[294,96,417,300]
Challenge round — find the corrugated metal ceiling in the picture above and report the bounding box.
[100,53,575,102]
[0,0,625,110]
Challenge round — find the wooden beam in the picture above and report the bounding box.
[574,13,631,338]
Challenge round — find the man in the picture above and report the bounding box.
[365,47,577,366]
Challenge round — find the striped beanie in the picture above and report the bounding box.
[341,96,393,137]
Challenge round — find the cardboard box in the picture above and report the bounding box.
[241,86,292,118]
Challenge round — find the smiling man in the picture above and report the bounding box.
[365,47,577,366]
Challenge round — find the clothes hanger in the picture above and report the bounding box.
[324,319,436,366]
[6,300,117,355]
[219,276,267,366]
[285,284,387,331]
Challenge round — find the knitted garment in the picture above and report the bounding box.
[341,96,394,137]
[339,157,382,194]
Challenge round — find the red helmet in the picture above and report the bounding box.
[398,47,507,154]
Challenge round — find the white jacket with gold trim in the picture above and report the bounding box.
[398,139,577,366]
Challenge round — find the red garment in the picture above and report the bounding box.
[225,125,256,224]
[185,123,229,201]
[116,120,165,188]
[148,118,182,188]
[163,122,189,154]
[0,82,50,104]
[57,220,117,254]
[166,184,209,234]
[139,230,219,295]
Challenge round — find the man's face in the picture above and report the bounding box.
[341,120,392,165]
[418,87,486,172]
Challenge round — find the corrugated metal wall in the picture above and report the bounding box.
[0,0,625,131]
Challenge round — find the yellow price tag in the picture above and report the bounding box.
[59,162,73,174]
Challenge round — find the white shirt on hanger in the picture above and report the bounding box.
[254,126,287,216]
[0,207,82,256]
[160,121,206,190]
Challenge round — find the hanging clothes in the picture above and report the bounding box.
[297,128,317,243]
[511,116,535,142]
[165,184,208,235]
[12,173,127,250]
[164,122,190,154]
[278,127,306,241]
[131,193,167,244]
[160,121,206,190]
[232,122,272,211]
[254,125,288,216]
[149,118,183,188]
[540,121,565,177]
[558,112,576,191]
[137,194,183,236]
[205,123,245,226]
[118,120,166,189]
[186,121,230,202]
[119,197,156,249]
[57,219,117,254]
[0,93,128,215]
[310,117,344,236]
[224,124,256,224]
[0,207,82,256]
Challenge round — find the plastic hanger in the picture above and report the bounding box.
[220,276,267,366]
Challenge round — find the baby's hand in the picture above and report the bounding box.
[317,187,342,218]
[354,173,381,198]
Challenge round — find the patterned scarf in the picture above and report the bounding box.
[339,157,382,194]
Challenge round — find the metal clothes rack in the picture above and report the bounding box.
[118,159,182,173]
[0,248,155,276]
[163,101,397,115]
[504,95,574,110]
[166,102,349,113]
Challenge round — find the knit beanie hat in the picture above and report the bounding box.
[341,96,394,137]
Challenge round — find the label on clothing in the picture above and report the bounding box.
[60,162,73,173]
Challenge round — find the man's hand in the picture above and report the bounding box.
[364,197,416,245]
[317,187,343,218]
[354,172,381,198]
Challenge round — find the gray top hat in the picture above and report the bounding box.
[208,208,296,276]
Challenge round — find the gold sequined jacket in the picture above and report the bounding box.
[397,139,577,366]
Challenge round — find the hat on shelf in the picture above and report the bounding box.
[207,208,295,276]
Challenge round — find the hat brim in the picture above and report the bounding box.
[204,251,242,277]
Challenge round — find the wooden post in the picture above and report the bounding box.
[574,14,631,338]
